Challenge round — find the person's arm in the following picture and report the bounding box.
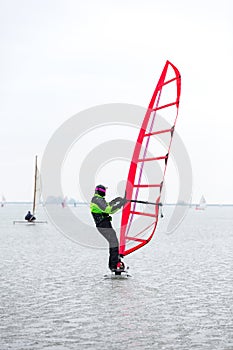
[91,196,125,214]
[108,197,126,213]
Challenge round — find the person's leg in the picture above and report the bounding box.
[109,245,119,270]
[97,222,119,269]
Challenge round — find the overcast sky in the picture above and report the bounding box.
[0,0,233,203]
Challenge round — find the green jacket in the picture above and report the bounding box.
[90,194,123,226]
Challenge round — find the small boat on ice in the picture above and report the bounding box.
[195,195,207,211]
[13,156,47,224]
[1,195,6,207]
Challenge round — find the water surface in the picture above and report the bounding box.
[0,205,233,349]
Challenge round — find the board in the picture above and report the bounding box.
[104,268,131,279]
[13,220,48,224]
[104,272,131,279]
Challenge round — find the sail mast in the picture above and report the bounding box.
[32,155,38,216]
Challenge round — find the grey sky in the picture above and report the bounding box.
[0,0,233,203]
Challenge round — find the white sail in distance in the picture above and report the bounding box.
[32,155,41,215]
[196,195,207,210]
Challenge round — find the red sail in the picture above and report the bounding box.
[119,61,181,256]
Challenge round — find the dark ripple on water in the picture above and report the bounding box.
[0,205,233,349]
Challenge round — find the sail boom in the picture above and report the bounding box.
[130,199,161,206]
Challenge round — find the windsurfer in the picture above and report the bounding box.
[90,185,126,271]
[25,211,36,222]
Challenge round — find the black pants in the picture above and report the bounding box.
[97,220,119,270]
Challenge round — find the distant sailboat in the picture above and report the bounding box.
[195,195,207,210]
[61,196,68,208]
[1,195,6,207]
[13,156,47,224]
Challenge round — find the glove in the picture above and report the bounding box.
[109,197,122,206]
[109,197,125,210]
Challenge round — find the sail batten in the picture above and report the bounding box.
[130,211,158,218]
[145,128,173,136]
[152,101,177,111]
[134,184,161,188]
[138,155,167,162]
[126,237,148,243]
[119,60,181,256]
